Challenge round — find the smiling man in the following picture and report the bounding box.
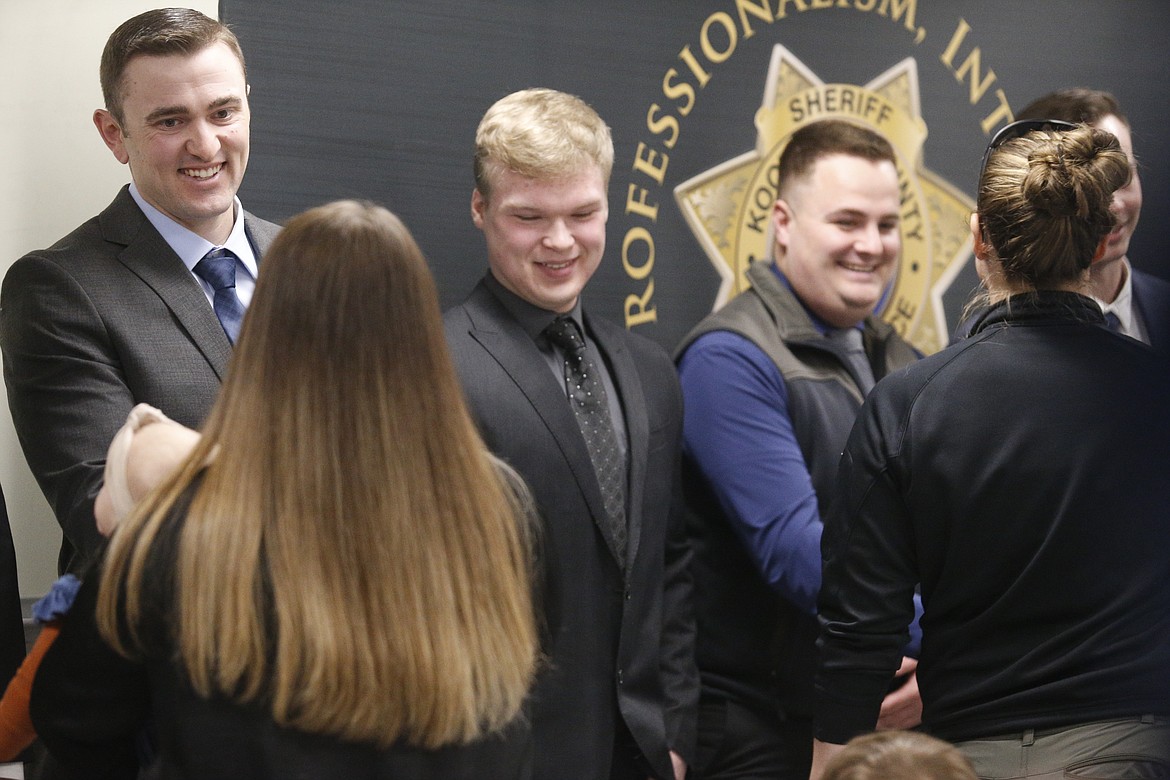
[1,8,279,573]
[674,120,922,779]
[445,88,698,780]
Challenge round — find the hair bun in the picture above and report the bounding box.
[1022,149,1082,218]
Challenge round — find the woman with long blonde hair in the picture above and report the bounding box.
[30,200,539,778]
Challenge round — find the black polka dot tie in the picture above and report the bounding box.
[544,315,627,561]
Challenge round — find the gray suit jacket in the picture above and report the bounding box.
[444,279,698,779]
[0,185,280,572]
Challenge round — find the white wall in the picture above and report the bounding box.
[0,1,218,597]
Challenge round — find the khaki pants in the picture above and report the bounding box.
[953,715,1170,779]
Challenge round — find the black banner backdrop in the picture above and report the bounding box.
[221,0,1170,354]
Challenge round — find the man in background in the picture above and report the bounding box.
[445,88,697,779]
[1015,89,1170,349]
[1,8,279,573]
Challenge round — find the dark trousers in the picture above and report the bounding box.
[610,719,664,780]
[692,697,811,780]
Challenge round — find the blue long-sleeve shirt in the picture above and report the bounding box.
[679,328,922,654]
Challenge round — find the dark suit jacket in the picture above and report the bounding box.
[0,186,280,573]
[1133,267,1170,352]
[444,280,698,780]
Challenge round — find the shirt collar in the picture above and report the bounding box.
[1093,258,1135,335]
[128,183,258,280]
[768,261,859,337]
[482,271,586,343]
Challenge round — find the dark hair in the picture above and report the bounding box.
[1017,88,1127,128]
[778,120,897,197]
[977,125,1129,288]
[100,8,246,125]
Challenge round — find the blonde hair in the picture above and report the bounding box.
[98,200,538,748]
[473,87,614,199]
[977,124,1129,290]
[823,731,978,780]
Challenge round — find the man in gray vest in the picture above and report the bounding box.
[675,119,921,779]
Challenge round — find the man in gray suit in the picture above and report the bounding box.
[444,88,698,779]
[1,8,279,573]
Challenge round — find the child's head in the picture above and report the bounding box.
[823,731,977,780]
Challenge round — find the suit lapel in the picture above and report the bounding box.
[589,315,648,572]
[1133,270,1170,350]
[465,286,625,566]
[99,188,234,379]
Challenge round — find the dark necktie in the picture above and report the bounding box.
[193,248,246,344]
[1103,311,1122,333]
[829,326,876,395]
[544,315,627,561]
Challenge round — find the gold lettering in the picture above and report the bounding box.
[940,18,970,69]
[855,0,877,8]
[632,142,669,184]
[877,0,918,31]
[775,0,810,20]
[811,0,833,8]
[700,12,738,64]
[678,45,712,88]
[980,89,1014,134]
[787,87,893,125]
[646,104,680,149]
[940,18,1001,106]
[625,185,660,222]
[663,68,696,116]
[734,0,773,39]
[953,48,997,104]
[893,296,917,323]
[625,279,658,327]
[622,227,655,280]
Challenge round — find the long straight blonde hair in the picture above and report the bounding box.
[98,200,538,748]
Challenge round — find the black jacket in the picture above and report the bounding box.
[816,291,1170,743]
[30,495,532,780]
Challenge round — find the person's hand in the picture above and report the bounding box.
[96,405,201,536]
[876,656,922,730]
[649,750,687,780]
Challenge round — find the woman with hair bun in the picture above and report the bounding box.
[809,124,1170,778]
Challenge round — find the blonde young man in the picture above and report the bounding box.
[444,88,698,780]
[675,120,922,779]
[1,8,279,573]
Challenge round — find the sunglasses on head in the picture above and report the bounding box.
[979,119,1078,182]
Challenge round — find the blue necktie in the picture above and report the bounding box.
[1103,311,1122,333]
[193,248,246,343]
